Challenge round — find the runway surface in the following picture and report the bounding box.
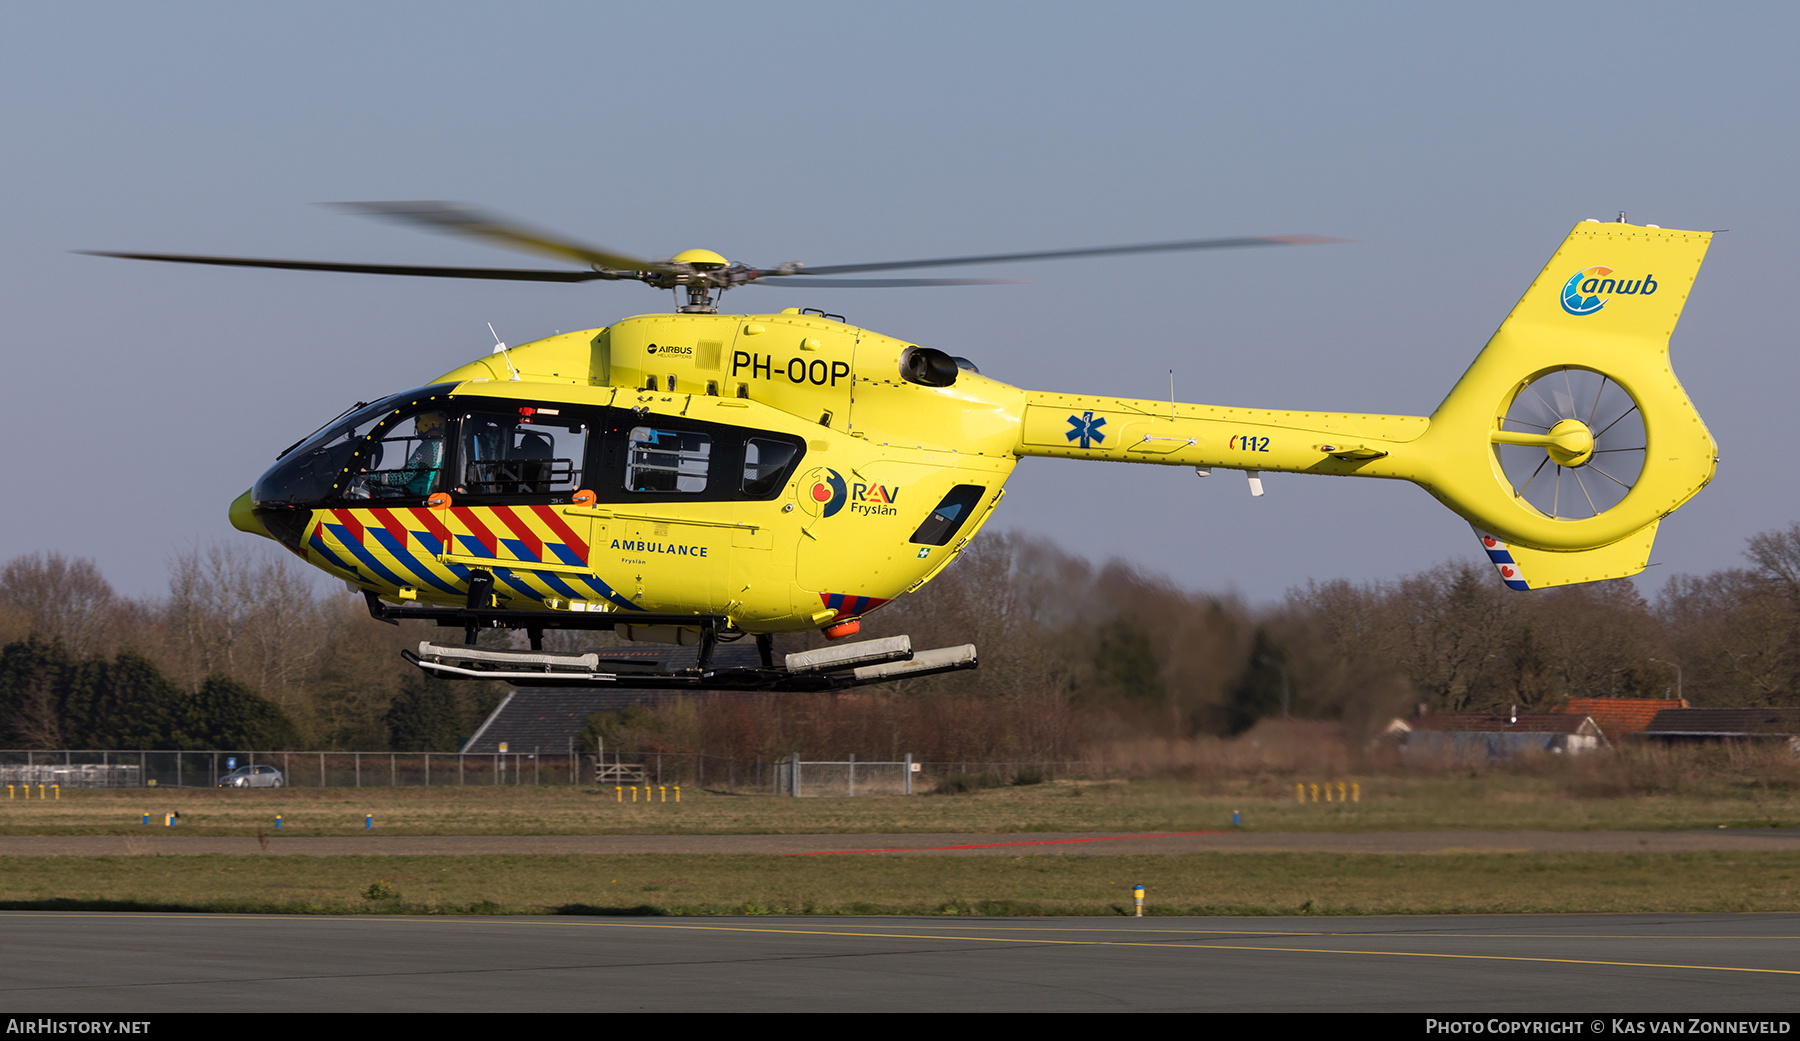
[5,911,1799,1012]
[6,829,1800,856]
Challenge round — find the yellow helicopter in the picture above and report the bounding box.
[91,205,1717,690]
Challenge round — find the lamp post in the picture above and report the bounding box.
[1649,657,1682,701]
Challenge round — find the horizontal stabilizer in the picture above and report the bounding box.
[1314,442,1388,460]
[1472,523,1659,591]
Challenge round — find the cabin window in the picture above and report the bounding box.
[459,409,587,498]
[742,438,801,497]
[626,427,712,493]
[910,484,987,545]
[585,410,802,504]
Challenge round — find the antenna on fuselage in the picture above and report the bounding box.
[487,322,522,382]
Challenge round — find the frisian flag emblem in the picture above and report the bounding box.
[1473,526,1531,591]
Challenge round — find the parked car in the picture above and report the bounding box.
[217,765,283,788]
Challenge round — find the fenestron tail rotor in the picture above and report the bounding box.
[82,201,1342,312]
[1492,366,1646,520]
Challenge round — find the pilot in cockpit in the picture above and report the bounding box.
[362,410,446,498]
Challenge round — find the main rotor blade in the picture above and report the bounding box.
[795,234,1346,276]
[332,201,675,273]
[80,251,614,282]
[746,276,1024,287]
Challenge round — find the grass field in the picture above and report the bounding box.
[9,744,1800,916]
[4,851,1799,916]
[5,772,1800,837]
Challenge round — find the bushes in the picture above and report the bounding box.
[0,637,300,750]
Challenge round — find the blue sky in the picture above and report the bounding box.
[3,2,1794,604]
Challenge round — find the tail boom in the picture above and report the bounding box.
[1014,221,1717,587]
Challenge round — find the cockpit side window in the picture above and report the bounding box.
[348,411,449,500]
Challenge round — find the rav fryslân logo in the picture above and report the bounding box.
[1560,266,1657,316]
[803,468,849,517]
[800,468,901,518]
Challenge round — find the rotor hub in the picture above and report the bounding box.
[1544,418,1595,467]
[1491,366,1646,520]
[669,248,729,268]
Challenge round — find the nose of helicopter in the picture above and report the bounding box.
[229,488,270,539]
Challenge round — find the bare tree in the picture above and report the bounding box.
[1659,569,1794,705]
[1385,563,1514,712]
[0,553,118,656]
[1746,524,1800,601]
[162,543,328,709]
[1265,580,1415,737]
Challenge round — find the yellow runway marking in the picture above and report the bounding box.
[17,913,1800,976]
[785,923,1800,942]
[537,921,1800,976]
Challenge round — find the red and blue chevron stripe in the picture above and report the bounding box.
[818,591,892,619]
[303,504,639,611]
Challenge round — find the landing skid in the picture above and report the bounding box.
[366,590,977,691]
[402,634,977,691]
[363,589,737,664]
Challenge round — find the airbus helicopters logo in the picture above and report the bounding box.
[799,468,901,518]
[1560,267,1658,316]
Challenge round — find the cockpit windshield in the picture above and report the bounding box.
[252,384,456,507]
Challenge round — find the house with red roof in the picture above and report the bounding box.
[1384,709,1607,760]
[1550,697,1687,742]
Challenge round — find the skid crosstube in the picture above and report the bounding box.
[364,589,737,662]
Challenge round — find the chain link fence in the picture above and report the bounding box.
[0,749,588,788]
[0,749,1091,793]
